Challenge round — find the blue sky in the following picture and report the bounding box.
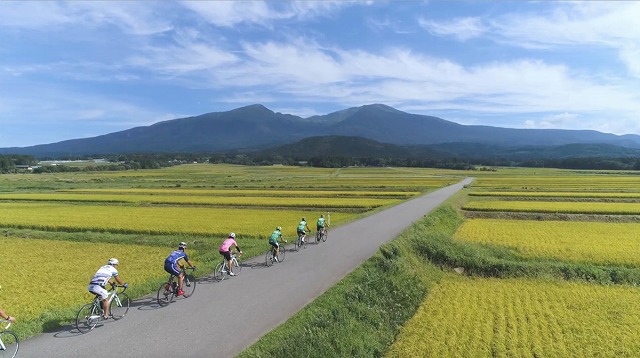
[1,1,640,148]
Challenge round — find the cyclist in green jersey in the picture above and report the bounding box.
[269,226,286,262]
[297,217,311,244]
[317,214,328,236]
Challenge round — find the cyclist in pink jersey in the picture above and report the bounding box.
[218,233,242,276]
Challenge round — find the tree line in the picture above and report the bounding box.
[3,153,640,173]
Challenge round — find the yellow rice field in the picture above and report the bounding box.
[0,193,403,209]
[463,200,640,215]
[469,191,640,199]
[387,276,640,358]
[453,219,640,266]
[0,236,168,321]
[0,202,355,237]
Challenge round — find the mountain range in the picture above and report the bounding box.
[2,104,640,159]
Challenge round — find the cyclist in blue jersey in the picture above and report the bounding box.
[164,242,196,296]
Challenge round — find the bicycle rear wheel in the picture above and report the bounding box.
[0,330,19,358]
[182,272,197,297]
[265,250,274,267]
[157,282,174,306]
[231,257,242,275]
[76,302,99,334]
[214,261,227,281]
[110,292,130,319]
[315,231,321,244]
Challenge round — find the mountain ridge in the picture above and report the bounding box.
[2,103,639,158]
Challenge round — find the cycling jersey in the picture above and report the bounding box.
[89,265,119,287]
[297,220,307,232]
[165,250,188,267]
[219,238,238,252]
[269,230,282,243]
[317,217,325,230]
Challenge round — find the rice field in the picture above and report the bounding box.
[387,276,640,358]
[0,236,168,322]
[0,202,356,237]
[463,200,640,215]
[454,219,640,266]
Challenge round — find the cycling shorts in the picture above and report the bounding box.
[297,229,305,236]
[164,262,181,276]
[219,250,232,261]
[317,225,324,231]
[88,284,109,300]
[269,241,279,249]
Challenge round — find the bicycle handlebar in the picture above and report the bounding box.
[109,282,128,293]
[0,319,12,329]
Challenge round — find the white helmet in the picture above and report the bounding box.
[108,258,119,266]
[179,242,187,249]
[229,233,236,239]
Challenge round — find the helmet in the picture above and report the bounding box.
[229,233,236,238]
[276,226,282,231]
[320,214,324,218]
[108,258,119,266]
[302,217,306,221]
[179,242,187,249]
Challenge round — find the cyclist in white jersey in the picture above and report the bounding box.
[87,258,127,320]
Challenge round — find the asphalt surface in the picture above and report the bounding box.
[20,178,472,358]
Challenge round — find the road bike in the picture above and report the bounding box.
[315,228,328,243]
[265,241,286,267]
[0,319,18,358]
[294,231,308,251]
[157,267,197,306]
[214,253,242,281]
[76,284,130,334]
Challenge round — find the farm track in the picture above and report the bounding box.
[20,178,471,358]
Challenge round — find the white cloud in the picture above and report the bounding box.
[418,16,486,41]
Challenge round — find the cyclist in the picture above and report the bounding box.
[297,217,311,244]
[164,242,196,296]
[0,285,15,323]
[269,226,286,262]
[317,214,329,238]
[88,258,128,320]
[219,233,242,276]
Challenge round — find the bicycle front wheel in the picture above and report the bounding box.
[182,272,197,297]
[76,302,99,334]
[0,330,19,358]
[157,282,174,306]
[231,257,242,275]
[277,246,286,262]
[110,292,130,319]
[214,262,226,281]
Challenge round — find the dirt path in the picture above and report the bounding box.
[20,178,472,358]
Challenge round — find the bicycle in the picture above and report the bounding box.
[157,267,197,306]
[265,241,286,267]
[76,283,130,334]
[315,228,328,243]
[0,319,18,358]
[214,252,242,281]
[295,231,308,251]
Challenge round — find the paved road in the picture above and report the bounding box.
[21,178,472,358]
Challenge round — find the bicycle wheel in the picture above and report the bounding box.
[294,237,302,251]
[231,257,242,275]
[0,330,19,358]
[315,231,321,244]
[76,302,100,334]
[322,230,328,242]
[157,282,174,306]
[265,250,274,267]
[110,292,130,319]
[214,261,226,281]
[277,246,286,262]
[182,273,197,297]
